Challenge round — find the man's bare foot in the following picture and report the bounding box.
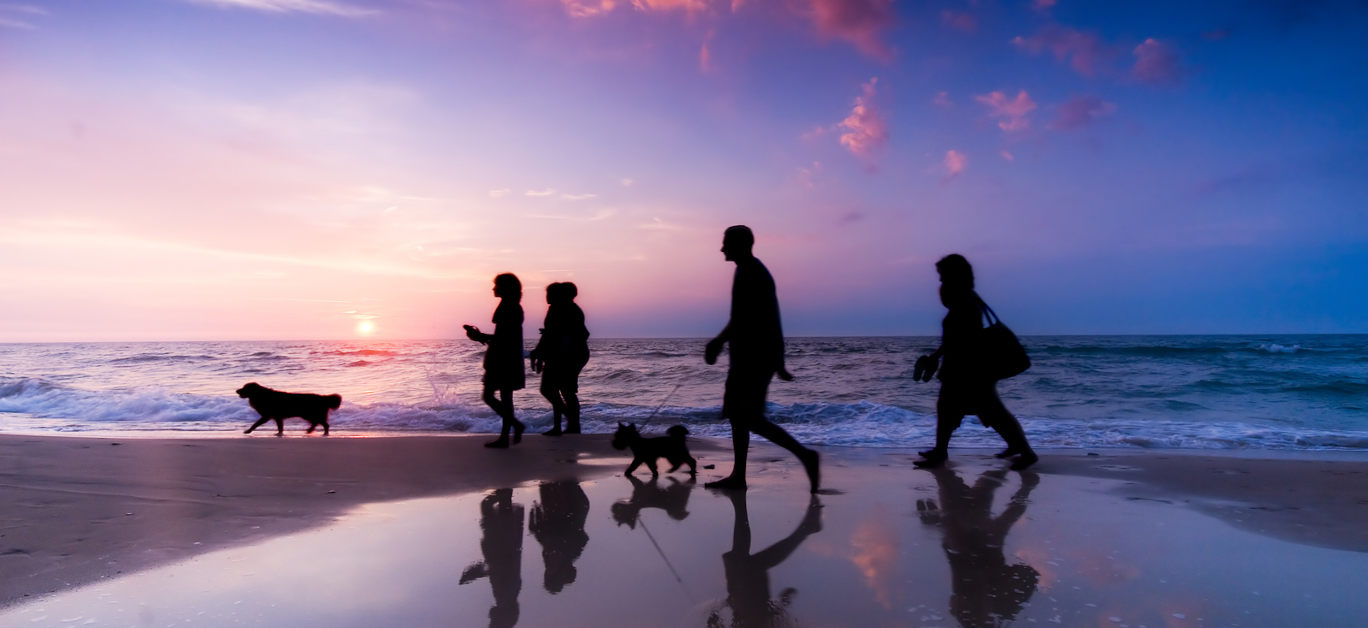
[543,427,563,436]
[485,438,509,449]
[994,446,1021,459]
[1010,451,1039,471]
[914,448,947,468]
[704,476,747,491]
[513,421,525,444]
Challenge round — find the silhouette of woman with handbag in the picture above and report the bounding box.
[914,254,1037,470]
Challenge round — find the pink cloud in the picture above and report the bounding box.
[1012,25,1109,77]
[1132,38,1182,84]
[1032,0,1056,12]
[838,77,889,162]
[1050,95,1116,130]
[975,89,1036,132]
[939,10,977,34]
[632,0,708,12]
[806,0,896,61]
[944,149,967,179]
[1000,149,1015,162]
[561,0,617,18]
[932,90,953,109]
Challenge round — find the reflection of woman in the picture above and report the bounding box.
[916,255,1037,470]
[530,282,590,436]
[917,467,1039,627]
[465,273,527,448]
[459,489,524,628]
[528,480,590,594]
[709,492,822,627]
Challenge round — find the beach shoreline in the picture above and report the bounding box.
[1,433,1365,615]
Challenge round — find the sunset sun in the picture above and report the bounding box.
[356,320,375,336]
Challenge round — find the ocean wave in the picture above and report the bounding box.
[109,353,218,364]
[324,349,399,357]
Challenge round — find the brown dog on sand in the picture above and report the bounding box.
[237,382,341,436]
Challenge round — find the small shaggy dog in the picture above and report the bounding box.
[236,382,341,436]
[610,423,696,478]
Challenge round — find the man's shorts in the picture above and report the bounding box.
[722,370,773,421]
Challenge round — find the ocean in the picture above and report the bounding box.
[0,336,1364,451]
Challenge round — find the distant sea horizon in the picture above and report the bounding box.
[1,335,1364,451]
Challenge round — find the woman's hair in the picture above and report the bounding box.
[559,282,578,300]
[494,273,522,298]
[935,254,975,289]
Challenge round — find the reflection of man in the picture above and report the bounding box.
[711,491,823,627]
[704,225,820,492]
[528,480,590,594]
[917,467,1039,627]
[460,488,524,628]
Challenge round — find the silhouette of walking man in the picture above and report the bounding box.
[528,480,590,595]
[704,225,820,492]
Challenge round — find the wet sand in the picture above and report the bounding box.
[1,434,1366,626]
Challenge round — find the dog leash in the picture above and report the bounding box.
[637,516,695,600]
[637,383,681,427]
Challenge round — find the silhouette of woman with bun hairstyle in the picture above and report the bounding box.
[915,254,1037,470]
[465,273,527,448]
[530,282,590,436]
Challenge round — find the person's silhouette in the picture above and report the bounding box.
[708,491,823,627]
[527,480,590,595]
[703,225,820,492]
[460,488,525,628]
[915,254,1038,470]
[530,282,590,436]
[917,467,1040,627]
[610,474,695,529]
[465,273,527,448]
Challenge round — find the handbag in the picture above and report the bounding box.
[978,299,1030,380]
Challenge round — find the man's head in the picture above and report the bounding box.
[721,225,755,262]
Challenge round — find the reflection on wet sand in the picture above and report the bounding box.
[611,474,695,529]
[460,489,524,628]
[709,491,823,627]
[918,466,1039,628]
[529,480,590,594]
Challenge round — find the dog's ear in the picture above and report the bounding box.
[618,422,625,428]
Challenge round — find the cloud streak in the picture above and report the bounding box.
[1012,25,1109,77]
[183,0,377,18]
[806,0,896,61]
[1051,95,1117,130]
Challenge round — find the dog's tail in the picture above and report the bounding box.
[666,424,688,439]
[327,394,342,410]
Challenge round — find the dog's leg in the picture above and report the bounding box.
[245,416,271,434]
[685,454,697,476]
[646,459,659,478]
[625,458,642,477]
[322,420,329,436]
[274,418,284,436]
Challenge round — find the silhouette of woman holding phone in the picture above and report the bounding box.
[530,282,590,436]
[465,273,527,448]
[915,255,1037,470]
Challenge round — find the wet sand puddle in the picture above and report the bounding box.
[6,458,1366,627]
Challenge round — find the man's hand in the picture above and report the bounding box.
[705,337,725,365]
[777,367,794,381]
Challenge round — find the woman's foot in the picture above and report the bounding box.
[914,448,948,468]
[513,421,525,444]
[918,447,939,458]
[564,425,581,434]
[994,446,1021,459]
[1010,451,1039,471]
[485,438,510,449]
[704,475,747,491]
[543,427,563,436]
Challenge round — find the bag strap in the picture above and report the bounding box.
[978,295,1001,327]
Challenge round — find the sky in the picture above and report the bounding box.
[1,0,1366,341]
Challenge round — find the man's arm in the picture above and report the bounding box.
[705,323,731,365]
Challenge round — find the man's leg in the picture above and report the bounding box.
[705,419,750,490]
[749,418,820,493]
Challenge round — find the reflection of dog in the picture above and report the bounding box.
[236,382,341,436]
[611,474,693,529]
[610,423,696,478]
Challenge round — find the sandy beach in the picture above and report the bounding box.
[2,433,1366,626]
